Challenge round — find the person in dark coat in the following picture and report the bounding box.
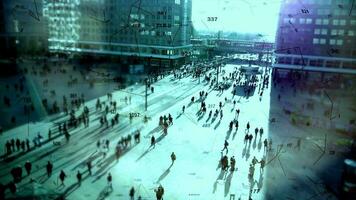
[129,187,135,200]
[76,171,82,185]
[16,139,21,151]
[171,152,176,165]
[46,161,53,177]
[151,136,155,148]
[24,160,32,175]
[154,185,164,200]
[87,161,92,175]
[26,139,30,151]
[59,170,66,186]
[107,173,112,189]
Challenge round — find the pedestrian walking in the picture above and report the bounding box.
[235,121,239,131]
[129,187,135,200]
[230,156,236,172]
[24,160,32,175]
[260,158,265,173]
[154,185,164,200]
[254,128,258,137]
[16,139,20,151]
[107,172,112,189]
[26,139,30,151]
[249,164,255,179]
[59,170,66,186]
[76,171,82,185]
[170,152,176,165]
[244,134,248,144]
[248,134,253,144]
[87,160,92,175]
[264,139,268,151]
[46,161,53,177]
[222,140,229,153]
[252,156,258,166]
[48,129,52,140]
[106,139,110,149]
[151,136,155,148]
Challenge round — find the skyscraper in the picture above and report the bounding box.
[0,0,48,58]
[46,0,193,68]
[274,0,356,75]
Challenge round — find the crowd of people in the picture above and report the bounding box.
[0,56,276,199]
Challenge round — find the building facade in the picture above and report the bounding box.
[274,0,356,75]
[0,0,48,58]
[45,0,193,68]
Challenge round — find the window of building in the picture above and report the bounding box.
[352,20,356,25]
[341,10,348,15]
[315,19,322,25]
[331,29,337,35]
[332,19,339,25]
[314,29,320,34]
[338,30,345,35]
[313,38,319,44]
[320,38,326,44]
[337,39,343,45]
[306,18,312,24]
[175,0,180,4]
[317,9,329,15]
[322,19,329,25]
[317,9,323,15]
[321,29,327,35]
[348,30,355,36]
[329,39,336,45]
[299,18,306,24]
[340,19,346,26]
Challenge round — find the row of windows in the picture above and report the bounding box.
[313,38,344,45]
[314,29,355,36]
[316,9,351,16]
[276,57,356,69]
[50,43,191,56]
[284,18,356,26]
[292,0,354,5]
